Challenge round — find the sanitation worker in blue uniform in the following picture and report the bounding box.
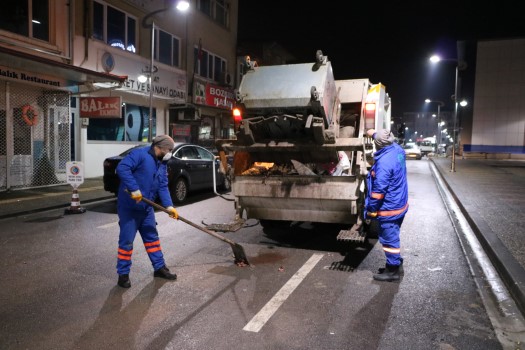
[365,129,409,282]
[115,135,179,288]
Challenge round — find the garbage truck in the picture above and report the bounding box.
[215,51,391,242]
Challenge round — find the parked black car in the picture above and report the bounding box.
[103,143,231,203]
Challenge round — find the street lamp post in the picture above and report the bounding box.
[451,65,459,172]
[429,53,467,172]
[425,99,445,154]
[141,1,189,142]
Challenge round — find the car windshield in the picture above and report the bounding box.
[403,144,416,149]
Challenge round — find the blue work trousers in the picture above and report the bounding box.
[117,207,166,275]
[378,217,405,266]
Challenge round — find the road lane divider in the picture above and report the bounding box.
[243,253,324,332]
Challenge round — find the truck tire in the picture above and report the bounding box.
[170,177,188,203]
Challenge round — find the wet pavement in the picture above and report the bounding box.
[1,157,525,317]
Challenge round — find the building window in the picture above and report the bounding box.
[87,103,155,142]
[92,1,137,53]
[156,29,181,67]
[0,0,49,41]
[197,0,229,28]
[194,47,226,83]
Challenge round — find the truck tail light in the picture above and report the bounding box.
[364,103,376,130]
[233,107,242,121]
[233,107,242,132]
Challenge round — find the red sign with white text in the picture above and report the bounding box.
[80,96,122,118]
[205,84,235,110]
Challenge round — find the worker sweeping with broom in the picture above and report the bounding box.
[115,135,179,288]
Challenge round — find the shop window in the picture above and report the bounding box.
[0,0,49,41]
[87,103,155,142]
[13,108,31,155]
[93,1,137,53]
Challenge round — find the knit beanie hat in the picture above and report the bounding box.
[374,129,395,150]
[152,135,175,149]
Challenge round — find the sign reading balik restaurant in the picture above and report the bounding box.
[193,79,235,110]
[79,96,122,118]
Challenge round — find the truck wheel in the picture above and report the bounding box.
[170,177,188,203]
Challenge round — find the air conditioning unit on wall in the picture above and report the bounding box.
[219,72,232,87]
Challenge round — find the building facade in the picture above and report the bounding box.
[0,0,239,190]
[462,38,525,158]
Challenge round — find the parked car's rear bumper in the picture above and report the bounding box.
[103,174,119,193]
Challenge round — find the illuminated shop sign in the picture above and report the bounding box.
[193,80,234,110]
[80,96,122,118]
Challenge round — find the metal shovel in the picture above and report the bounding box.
[140,196,250,266]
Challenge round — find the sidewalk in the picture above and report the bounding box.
[0,177,115,220]
[1,159,525,315]
[431,156,525,316]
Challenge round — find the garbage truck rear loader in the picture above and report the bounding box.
[216,51,391,242]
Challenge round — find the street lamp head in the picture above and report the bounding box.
[430,55,440,63]
[176,0,190,11]
[459,99,468,107]
[142,0,190,28]
[137,74,148,83]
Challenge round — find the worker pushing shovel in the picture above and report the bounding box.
[115,135,250,289]
[115,135,180,289]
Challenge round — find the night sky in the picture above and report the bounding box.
[237,1,525,118]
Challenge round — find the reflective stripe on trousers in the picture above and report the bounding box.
[378,217,404,266]
[117,207,166,275]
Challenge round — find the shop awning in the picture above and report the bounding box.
[0,45,126,91]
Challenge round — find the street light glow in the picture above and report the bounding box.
[429,55,441,63]
[176,0,190,11]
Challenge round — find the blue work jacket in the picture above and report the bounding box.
[365,142,409,221]
[116,145,173,210]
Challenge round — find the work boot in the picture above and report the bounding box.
[378,261,404,275]
[118,274,131,288]
[373,264,401,282]
[153,266,177,280]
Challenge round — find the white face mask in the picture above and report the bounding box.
[162,152,172,161]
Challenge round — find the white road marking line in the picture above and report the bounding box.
[243,253,324,333]
[97,222,119,229]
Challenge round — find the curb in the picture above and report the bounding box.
[430,158,525,318]
[0,195,116,221]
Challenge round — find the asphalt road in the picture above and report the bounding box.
[0,159,523,349]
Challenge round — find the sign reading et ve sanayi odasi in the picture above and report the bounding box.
[66,161,84,186]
